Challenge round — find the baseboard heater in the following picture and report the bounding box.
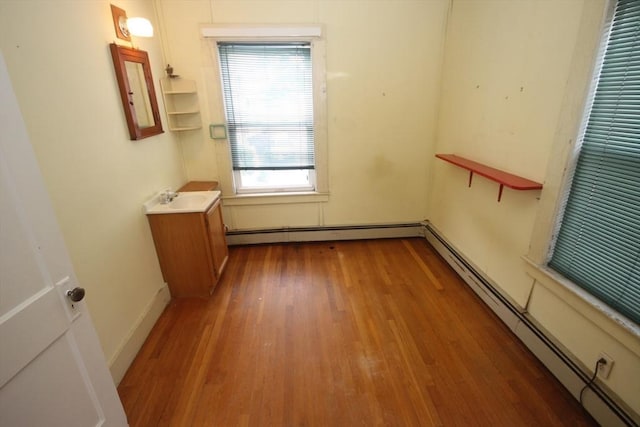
[423,222,637,427]
[225,223,424,246]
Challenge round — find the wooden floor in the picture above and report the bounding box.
[118,238,597,426]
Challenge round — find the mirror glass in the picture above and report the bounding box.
[110,43,163,140]
[124,61,154,128]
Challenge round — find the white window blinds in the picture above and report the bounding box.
[217,43,315,172]
[549,0,640,324]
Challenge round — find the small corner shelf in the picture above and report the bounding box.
[160,77,202,132]
[435,154,543,202]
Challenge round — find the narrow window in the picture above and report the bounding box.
[549,0,639,324]
[217,43,315,193]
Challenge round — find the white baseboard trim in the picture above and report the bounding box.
[226,223,424,245]
[108,284,170,385]
[423,221,638,427]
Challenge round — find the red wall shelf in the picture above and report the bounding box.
[435,154,543,202]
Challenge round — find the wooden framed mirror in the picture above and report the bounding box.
[109,43,163,140]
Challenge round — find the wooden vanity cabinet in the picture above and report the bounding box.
[147,198,228,298]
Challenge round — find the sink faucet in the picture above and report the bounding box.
[160,190,179,204]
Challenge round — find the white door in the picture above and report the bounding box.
[0,53,128,426]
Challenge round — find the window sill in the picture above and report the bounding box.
[522,256,640,353]
[221,191,329,206]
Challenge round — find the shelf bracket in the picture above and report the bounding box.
[468,170,503,201]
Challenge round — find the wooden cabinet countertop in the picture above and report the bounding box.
[178,181,219,192]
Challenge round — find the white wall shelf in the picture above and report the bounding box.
[160,77,202,132]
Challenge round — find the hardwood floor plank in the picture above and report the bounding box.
[402,239,444,291]
[118,238,597,426]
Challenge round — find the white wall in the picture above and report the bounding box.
[0,0,186,381]
[157,0,450,230]
[429,0,639,415]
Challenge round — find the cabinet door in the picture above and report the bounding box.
[206,200,229,280]
[147,212,216,297]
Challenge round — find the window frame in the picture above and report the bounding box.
[202,25,328,200]
[525,0,640,337]
[547,0,640,326]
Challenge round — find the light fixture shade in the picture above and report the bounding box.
[127,17,153,37]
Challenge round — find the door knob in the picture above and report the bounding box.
[66,287,86,302]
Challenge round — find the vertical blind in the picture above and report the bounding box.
[217,43,315,171]
[549,0,640,324]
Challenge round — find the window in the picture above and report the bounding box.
[218,42,315,193]
[549,0,639,324]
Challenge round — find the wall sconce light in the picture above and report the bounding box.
[110,4,153,41]
[127,17,154,37]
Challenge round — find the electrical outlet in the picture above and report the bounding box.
[597,352,614,379]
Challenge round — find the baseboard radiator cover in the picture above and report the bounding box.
[225,223,424,246]
[423,222,638,427]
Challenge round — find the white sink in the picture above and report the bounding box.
[167,194,208,209]
[144,191,221,214]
